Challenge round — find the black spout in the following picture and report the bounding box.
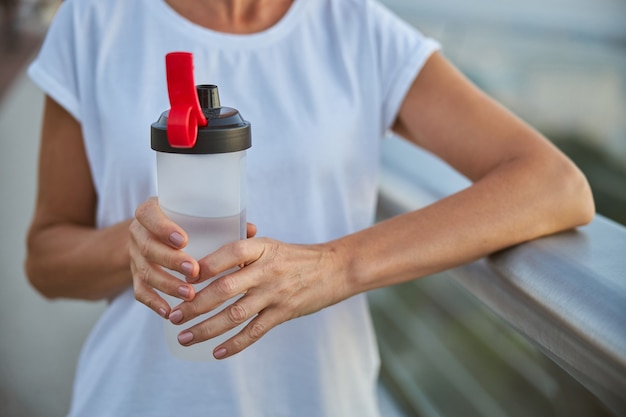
[197,84,221,109]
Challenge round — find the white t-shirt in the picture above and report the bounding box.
[29,0,439,415]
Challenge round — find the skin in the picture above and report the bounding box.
[25,0,595,360]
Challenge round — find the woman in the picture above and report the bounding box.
[25,0,594,415]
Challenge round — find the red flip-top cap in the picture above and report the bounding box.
[165,52,208,148]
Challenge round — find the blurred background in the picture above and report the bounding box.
[0,0,624,416]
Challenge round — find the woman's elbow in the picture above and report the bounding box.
[24,256,53,300]
[555,158,596,229]
[24,231,61,300]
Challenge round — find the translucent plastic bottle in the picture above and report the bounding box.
[150,52,251,361]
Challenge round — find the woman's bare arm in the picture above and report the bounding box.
[24,96,133,300]
[338,51,595,291]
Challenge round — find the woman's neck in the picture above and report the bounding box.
[165,0,293,34]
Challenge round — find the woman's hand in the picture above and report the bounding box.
[129,197,348,359]
[128,197,257,318]
[169,237,348,359]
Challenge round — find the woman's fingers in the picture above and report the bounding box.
[129,197,201,318]
[129,216,198,278]
[166,237,347,359]
[129,237,197,317]
[167,239,276,342]
[134,197,187,249]
[130,241,196,298]
[246,222,257,238]
[131,266,195,318]
[169,263,261,325]
[213,309,284,359]
[129,199,266,320]
[194,237,267,284]
[173,288,284,360]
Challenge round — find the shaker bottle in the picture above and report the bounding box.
[151,52,251,361]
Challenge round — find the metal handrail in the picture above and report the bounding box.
[377,136,626,416]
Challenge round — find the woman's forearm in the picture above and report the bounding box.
[25,219,133,300]
[337,52,596,296]
[336,150,594,295]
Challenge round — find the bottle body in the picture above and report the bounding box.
[157,151,247,219]
[156,150,248,361]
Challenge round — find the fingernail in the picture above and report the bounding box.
[158,307,168,318]
[214,347,227,359]
[177,285,191,298]
[169,309,183,324]
[169,232,185,247]
[178,331,193,345]
[181,261,194,275]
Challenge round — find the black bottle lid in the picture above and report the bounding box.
[151,84,251,154]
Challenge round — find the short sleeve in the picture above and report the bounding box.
[27,0,82,121]
[367,0,440,131]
